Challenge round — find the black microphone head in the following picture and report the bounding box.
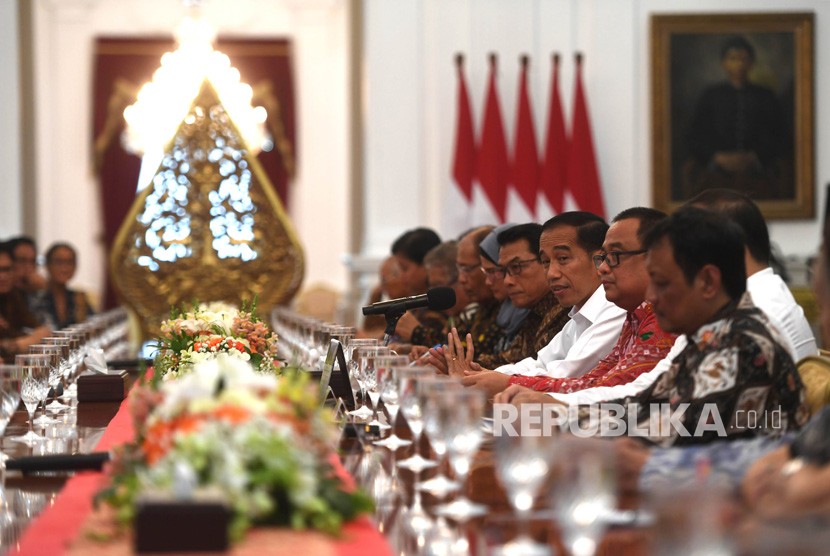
[426,286,456,311]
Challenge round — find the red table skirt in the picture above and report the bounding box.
[11,394,391,556]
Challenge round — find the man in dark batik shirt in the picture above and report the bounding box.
[426,223,570,375]
[580,208,806,448]
[452,226,505,359]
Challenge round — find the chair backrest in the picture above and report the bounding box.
[797,350,830,416]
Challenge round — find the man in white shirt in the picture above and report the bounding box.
[444,212,627,398]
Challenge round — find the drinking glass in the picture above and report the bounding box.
[549,437,617,556]
[0,366,20,463]
[397,366,438,472]
[52,330,82,399]
[373,359,411,450]
[41,337,72,409]
[29,344,66,418]
[369,354,407,437]
[9,354,51,446]
[417,377,462,498]
[347,340,379,420]
[493,429,557,555]
[433,388,487,521]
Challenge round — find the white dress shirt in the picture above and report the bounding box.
[746,267,817,361]
[549,267,817,404]
[495,285,626,379]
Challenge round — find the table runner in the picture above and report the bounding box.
[11,391,391,556]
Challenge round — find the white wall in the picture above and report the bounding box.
[362,0,830,267]
[26,0,351,305]
[0,0,22,237]
[1,0,827,308]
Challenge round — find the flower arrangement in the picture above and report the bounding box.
[98,354,372,540]
[154,300,280,380]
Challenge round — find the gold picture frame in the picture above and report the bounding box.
[651,12,814,219]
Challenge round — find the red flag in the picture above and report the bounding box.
[511,55,539,216]
[566,53,606,218]
[541,53,568,214]
[477,54,509,222]
[452,54,476,202]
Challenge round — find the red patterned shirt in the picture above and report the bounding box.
[508,302,675,393]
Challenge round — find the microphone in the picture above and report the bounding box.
[362,286,456,316]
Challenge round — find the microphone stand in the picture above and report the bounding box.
[381,310,405,347]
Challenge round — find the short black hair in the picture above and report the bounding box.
[45,242,77,265]
[687,188,771,264]
[541,211,608,253]
[8,235,37,257]
[613,207,667,243]
[497,223,543,257]
[720,36,755,62]
[0,242,13,260]
[391,227,442,265]
[644,206,746,300]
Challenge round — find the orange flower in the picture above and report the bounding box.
[213,404,251,424]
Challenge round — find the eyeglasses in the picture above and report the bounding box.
[456,262,481,275]
[502,257,541,277]
[481,266,506,280]
[592,249,647,269]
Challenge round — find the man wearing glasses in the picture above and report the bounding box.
[427,224,571,375]
[494,208,676,403]
[448,212,628,397]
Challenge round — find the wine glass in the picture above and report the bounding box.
[41,337,72,408]
[52,330,81,399]
[347,340,379,420]
[372,359,411,450]
[492,427,558,555]
[433,387,487,522]
[549,436,617,556]
[396,366,441,544]
[397,366,438,472]
[417,377,462,498]
[0,365,20,462]
[29,344,67,415]
[9,354,51,447]
[369,354,407,434]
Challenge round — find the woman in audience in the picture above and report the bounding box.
[32,242,95,330]
[387,228,443,346]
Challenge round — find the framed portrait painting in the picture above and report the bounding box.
[651,13,814,219]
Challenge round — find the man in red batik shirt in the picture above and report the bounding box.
[495,208,676,404]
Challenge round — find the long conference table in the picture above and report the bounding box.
[8,366,824,555]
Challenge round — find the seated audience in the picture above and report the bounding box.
[444,212,627,397]
[494,208,676,402]
[409,226,504,362]
[31,242,95,330]
[691,188,817,361]
[386,227,441,344]
[571,207,805,448]
[0,243,50,361]
[362,255,409,335]
[391,227,441,296]
[475,224,531,365]
[8,235,46,296]
[543,188,817,407]
[397,241,468,347]
[431,223,572,380]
